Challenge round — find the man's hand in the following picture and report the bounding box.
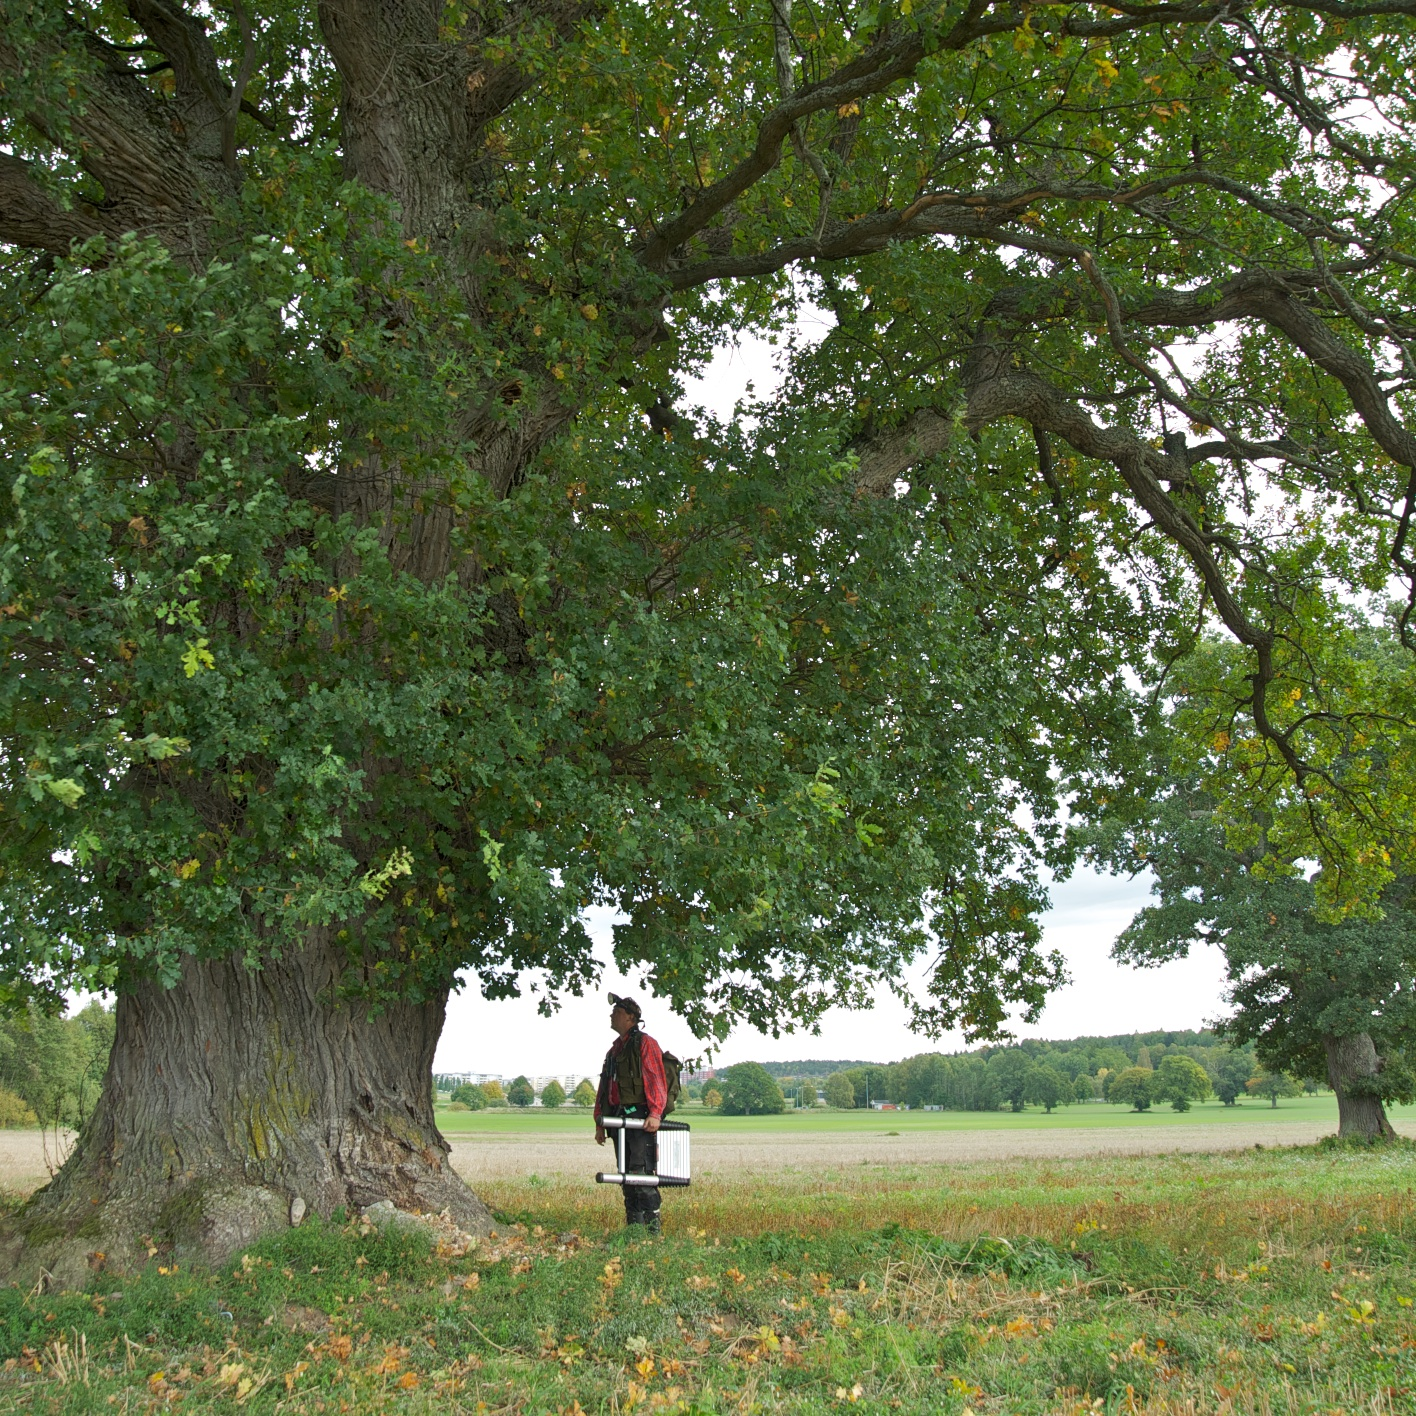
[644,1115,661,1134]
[595,1125,606,1145]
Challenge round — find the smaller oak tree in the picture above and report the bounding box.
[1107,1068,1156,1112]
[1247,1070,1303,1109]
[1153,1055,1213,1113]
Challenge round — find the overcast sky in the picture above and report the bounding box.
[434,332,1231,1078]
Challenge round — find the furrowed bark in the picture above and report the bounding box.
[1324,1032,1397,1141]
[1,933,490,1287]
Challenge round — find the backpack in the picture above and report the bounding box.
[661,1048,682,1117]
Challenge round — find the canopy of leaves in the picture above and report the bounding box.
[1021,1064,1069,1112]
[1092,761,1416,1105]
[1107,1066,1156,1112]
[8,0,1416,1047]
[450,1082,488,1110]
[715,1061,787,1115]
[1152,1054,1213,1112]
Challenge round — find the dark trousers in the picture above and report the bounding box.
[618,1109,661,1228]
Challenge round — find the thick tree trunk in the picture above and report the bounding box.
[0,933,491,1287]
[1324,1032,1397,1142]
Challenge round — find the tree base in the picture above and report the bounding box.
[1326,1033,1398,1143]
[0,942,494,1289]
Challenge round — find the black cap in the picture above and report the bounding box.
[608,992,642,1021]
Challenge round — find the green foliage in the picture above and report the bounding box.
[715,1062,785,1116]
[9,0,1416,1091]
[0,1088,35,1128]
[1107,1067,1156,1112]
[571,1078,596,1108]
[450,1083,486,1111]
[0,0,1226,1048]
[987,1050,1034,1114]
[0,1000,113,1127]
[757,1031,1254,1113]
[540,1079,566,1109]
[1248,1070,1304,1108]
[1214,1052,1257,1107]
[507,1076,535,1108]
[1152,1055,1214,1113]
[1095,767,1416,1107]
[1022,1065,1069,1113]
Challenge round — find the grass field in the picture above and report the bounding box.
[1,1137,1414,1414]
[433,1095,1416,1135]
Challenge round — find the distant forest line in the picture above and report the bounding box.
[738,1029,1230,1079]
[703,1030,1289,1113]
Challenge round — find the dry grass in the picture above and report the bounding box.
[481,1145,1416,1251]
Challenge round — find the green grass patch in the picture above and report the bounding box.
[1,1147,1414,1412]
[433,1095,1416,1135]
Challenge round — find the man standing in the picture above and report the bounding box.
[594,993,666,1233]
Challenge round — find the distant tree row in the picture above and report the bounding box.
[676,1030,1322,1114]
[811,1037,1294,1112]
[440,1077,597,1111]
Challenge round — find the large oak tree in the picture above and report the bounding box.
[7,0,1416,1277]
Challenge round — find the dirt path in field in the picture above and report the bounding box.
[1,1118,1411,1196]
[447,1116,1416,1182]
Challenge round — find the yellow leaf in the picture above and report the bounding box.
[181,638,216,678]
